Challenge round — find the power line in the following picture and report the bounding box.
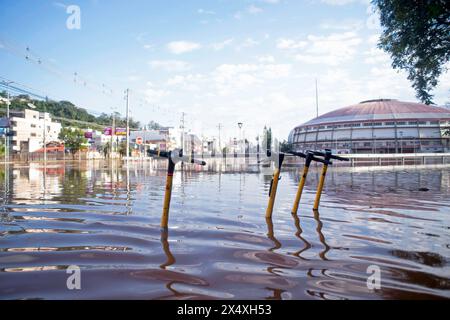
[0,36,180,126]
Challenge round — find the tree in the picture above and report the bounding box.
[58,128,87,159]
[280,140,293,153]
[0,140,5,157]
[118,141,129,158]
[262,126,273,152]
[373,0,450,104]
[147,120,164,130]
[99,142,111,159]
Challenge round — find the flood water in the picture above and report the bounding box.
[0,159,449,300]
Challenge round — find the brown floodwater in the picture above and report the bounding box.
[0,159,449,300]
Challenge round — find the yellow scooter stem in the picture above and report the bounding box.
[161,158,176,229]
[265,153,285,219]
[313,163,328,211]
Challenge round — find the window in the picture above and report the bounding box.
[408,121,418,125]
[31,124,36,128]
[363,123,372,127]
[31,133,37,137]
[396,121,406,125]
[429,121,439,125]
[385,121,395,126]
[364,142,371,147]
[418,121,426,125]
[372,122,382,126]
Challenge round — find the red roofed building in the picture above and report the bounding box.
[288,99,450,154]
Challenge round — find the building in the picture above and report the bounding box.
[288,99,450,154]
[130,128,170,151]
[7,109,62,153]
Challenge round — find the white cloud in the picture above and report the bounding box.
[234,11,243,20]
[258,55,275,63]
[197,9,215,15]
[321,0,369,5]
[319,19,364,31]
[144,83,170,103]
[212,63,292,94]
[276,38,308,50]
[236,38,260,51]
[247,5,263,14]
[366,4,381,30]
[166,74,204,91]
[211,38,234,51]
[149,60,192,72]
[167,41,201,54]
[294,31,362,65]
[364,47,390,65]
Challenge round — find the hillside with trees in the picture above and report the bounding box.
[0,91,141,130]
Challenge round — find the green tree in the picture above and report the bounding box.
[262,126,272,152]
[280,140,293,153]
[0,141,5,157]
[99,142,111,159]
[118,141,129,158]
[58,128,87,159]
[373,0,450,104]
[147,120,163,130]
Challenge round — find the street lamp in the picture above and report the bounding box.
[238,122,243,154]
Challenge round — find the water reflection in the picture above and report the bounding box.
[0,161,449,299]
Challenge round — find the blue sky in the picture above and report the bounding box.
[0,0,449,141]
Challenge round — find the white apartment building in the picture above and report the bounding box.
[9,109,62,153]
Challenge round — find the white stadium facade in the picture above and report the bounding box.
[288,99,450,154]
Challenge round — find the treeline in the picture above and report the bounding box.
[0,91,141,129]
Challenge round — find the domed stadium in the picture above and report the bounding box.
[288,99,450,154]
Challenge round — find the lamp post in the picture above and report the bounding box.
[2,81,13,163]
[238,122,243,155]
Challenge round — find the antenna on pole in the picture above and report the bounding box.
[315,78,319,118]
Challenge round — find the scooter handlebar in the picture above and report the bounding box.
[286,151,307,158]
[308,149,349,162]
[147,149,206,165]
[187,158,207,166]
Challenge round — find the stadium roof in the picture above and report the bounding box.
[300,99,450,127]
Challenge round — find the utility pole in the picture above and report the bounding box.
[111,108,116,159]
[4,81,13,164]
[315,78,319,118]
[44,96,48,165]
[217,123,222,154]
[125,89,130,160]
[180,112,185,151]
